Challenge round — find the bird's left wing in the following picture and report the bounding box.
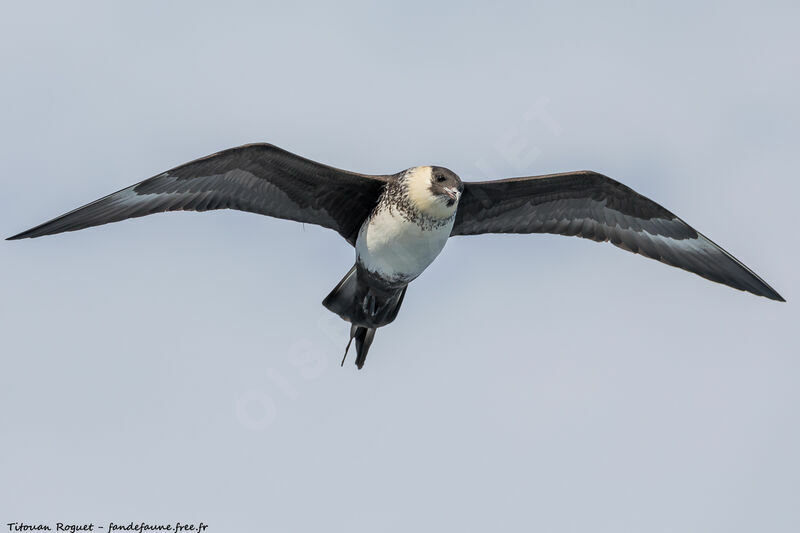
[8,143,388,245]
[452,171,784,301]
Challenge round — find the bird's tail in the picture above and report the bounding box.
[341,325,376,369]
[322,265,407,369]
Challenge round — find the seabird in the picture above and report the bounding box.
[8,143,785,367]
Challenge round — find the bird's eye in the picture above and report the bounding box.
[436,176,447,183]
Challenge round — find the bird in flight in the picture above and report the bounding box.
[8,144,784,367]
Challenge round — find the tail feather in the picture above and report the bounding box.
[323,265,407,369]
[340,325,376,369]
[353,326,375,369]
[323,265,358,321]
[322,266,406,329]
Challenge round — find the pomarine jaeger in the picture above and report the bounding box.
[8,143,785,368]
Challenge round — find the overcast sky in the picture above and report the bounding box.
[1,1,798,532]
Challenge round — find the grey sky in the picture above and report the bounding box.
[1,1,798,531]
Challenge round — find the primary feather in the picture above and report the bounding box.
[7,144,387,245]
[452,171,783,301]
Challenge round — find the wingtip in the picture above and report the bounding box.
[759,287,786,302]
[6,228,37,240]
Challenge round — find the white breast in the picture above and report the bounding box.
[356,207,454,285]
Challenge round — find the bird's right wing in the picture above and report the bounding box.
[8,143,389,245]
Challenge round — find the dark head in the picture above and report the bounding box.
[429,166,464,208]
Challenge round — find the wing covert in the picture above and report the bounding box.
[8,143,387,245]
[452,171,784,301]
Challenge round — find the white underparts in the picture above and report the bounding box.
[356,203,455,285]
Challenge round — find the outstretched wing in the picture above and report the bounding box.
[452,171,784,301]
[7,143,388,245]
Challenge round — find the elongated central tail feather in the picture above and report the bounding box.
[340,325,376,369]
[323,265,407,369]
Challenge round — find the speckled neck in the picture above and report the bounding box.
[373,170,456,230]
